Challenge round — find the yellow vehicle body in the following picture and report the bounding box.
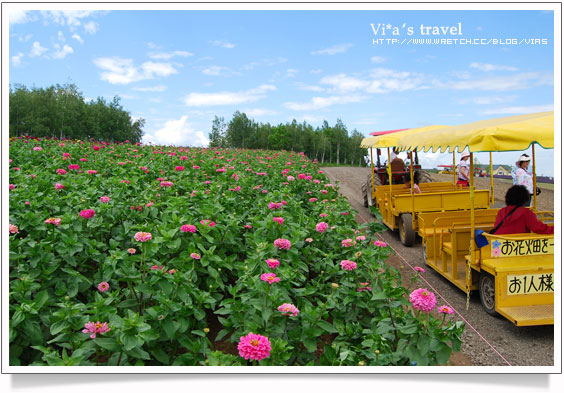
[394,111,555,326]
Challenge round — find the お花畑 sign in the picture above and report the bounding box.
[491,238,554,258]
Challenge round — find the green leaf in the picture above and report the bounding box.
[126,346,151,360]
[317,320,337,334]
[303,339,317,353]
[150,347,170,364]
[122,334,141,351]
[49,320,69,335]
[33,290,50,309]
[214,307,231,315]
[95,337,121,352]
[162,318,178,340]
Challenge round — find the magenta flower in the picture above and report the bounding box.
[357,282,372,292]
[273,217,284,225]
[356,235,366,241]
[200,219,216,227]
[45,217,62,227]
[237,332,272,361]
[374,240,387,247]
[308,198,318,203]
[181,224,197,233]
[99,196,110,203]
[33,146,43,151]
[287,175,295,181]
[82,321,111,339]
[127,248,136,254]
[266,258,280,269]
[340,260,357,271]
[268,202,282,210]
[273,238,291,250]
[414,266,425,273]
[316,222,329,233]
[341,238,355,247]
[97,282,110,292]
[55,183,65,190]
[175,166,185,171]
[260,273,280,284]
[87,170,97,175]
[134,232,152,242]
[79,209,95,219]
[160,181,173,187]
[68,164,80,170]
[190,252,201,260]
[409,288,437,312]
[9,224,19,234]
[56,168,67,175]
[278,303,300,317]
[438,305,455,315]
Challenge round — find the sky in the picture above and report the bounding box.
[4,3,558,176]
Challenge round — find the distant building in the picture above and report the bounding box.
[492,165,512,176]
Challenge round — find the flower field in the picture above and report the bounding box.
[9,136,464,366]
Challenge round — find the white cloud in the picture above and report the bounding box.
[83,21,98,34]
[12,53,24,66]
[311,43,353,55]
[244,108,278,117]
[201,65,239,77]
[72,34,84,44]
[42,10,97,28]
[52,44,73,59]
[310,69,323,74]
[18,34,33,42]
[440,72,552,91]
[370,56,386,63]
[320,74,370,92]
[184,84,276,107]
[458,95,517,105]
[480,104,553,115]
[132,85,167,92]
[210,40,235,48]
[29,41,48,57]
[294,82,325,92]
[9,10,36,24]
[284,95,367,111]
[319,68,426,94]
[242,57,287,70]
[148,50,193,60]
[143,116,209,147]
[57,31,65,42]
[94,57,179,84]
[469,62,518,72]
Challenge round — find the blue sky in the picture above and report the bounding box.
[6,5,557,175]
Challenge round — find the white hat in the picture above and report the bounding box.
[517,154,531,162]
[461,152,470,159]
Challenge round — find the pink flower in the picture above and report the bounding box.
[79,209,95,219]
[356,235,366,241]
[273,217,284,225]
[266,258,280,269]
[237,332,271,361]
[93,145,100,151]
[9,224,19,234]
[168,269,176,274]
[87,170,97,175]
[175,166,184,171]
[260,273,280,284]
[268,202,282,210]
[298,174,306,179]
[341,239,355,247]
[97,282,110,292]
[278,303,300,317]
[82,321,111,339]
[190,252,201,260]
[273,238,291,250]
[357,282,372,292]
[56,168,67,175]
[414,266,425,273]
[305,237,313,243]
[200,219,216,227]
[127,248,136,254]
[55,183,65,190]
[244,224,253,229]
[99,196,110,203]
[193,165,200,169]
[150,265,163,270]
[409,288,437,312]
[80,158,87,162]
[438,305,455,315]
[340,260,357,271]
[492,248,501,257]
[45,217,61,227]
[134,232,152,242]
[68,164,80,170]
[33,146,43,151]
[121,180,130,184]
[181,224,197,233]
[316,222,329,233]
[319,213,328,218]
[287,175,295,181]
[160,181,173,187]
[374,240,387,247]
[308,198,318,203]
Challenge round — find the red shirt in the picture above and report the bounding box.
[494,206,554,235]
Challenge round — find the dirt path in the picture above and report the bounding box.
[322,166,554,367]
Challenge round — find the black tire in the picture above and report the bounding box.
[418,169,432,183]
[399,213,416,247]
[479,273,499,316]
[362,183,368,207]
[365,174,381,208]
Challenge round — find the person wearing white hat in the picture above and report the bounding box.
[512,154,534,206]
[456,152,471,187]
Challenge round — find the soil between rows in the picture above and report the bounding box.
[321,166,555,367]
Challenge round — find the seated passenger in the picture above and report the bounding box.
[403,170,421,194]
[493,185,553,235]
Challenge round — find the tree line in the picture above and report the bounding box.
[9,83,145,143]
[209,111,369,166]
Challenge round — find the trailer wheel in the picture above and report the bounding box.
[479,273,499,316]
[361,183,368,207]
[418,169,433,183]
[422,243,429,265]
[364,174,380,208]
[399,213,415,247]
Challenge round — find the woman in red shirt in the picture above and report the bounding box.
[494,185,554,235]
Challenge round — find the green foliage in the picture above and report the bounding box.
[9,83,144,143]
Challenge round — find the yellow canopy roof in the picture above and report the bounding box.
[360,125,448,148]
[396,111,554,153]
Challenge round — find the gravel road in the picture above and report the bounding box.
[321,166,555,367]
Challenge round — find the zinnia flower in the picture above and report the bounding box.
[56,168,67,175]
[200,219,216,227]
[341,239,355,247]
[99,196,110,203]
[273,238,291,250]
[438,305,454,315]
[175,166,184,171]
[82,321,111,339]
[9,224,19,234]
[414,266,425,273]
[55,183,65,190]
[260,273,280,284]
[97,282,110,292]
[134,232,152,242]
[237,332,271,361]
[374,240,387,247]
[278,303,300,317]
[266,258,280,269]
[68,164,80,170]
[273,217,284,225]
[357,282,372,292]
[79,209,95,219]
[45,217,61,227]
[190,252,201,260]
[340,260,357,271]
[268,202,282,210]
[127,248,136,254]
[181,224,197,233]
[316,222,329,233]
[160,181,173,187]
[409,288,437,312]
[87,170,97,175]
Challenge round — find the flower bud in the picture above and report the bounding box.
[358,361,365,366]
[375,350,380,355]
[331,283,339,290]
[203,328,210,334]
